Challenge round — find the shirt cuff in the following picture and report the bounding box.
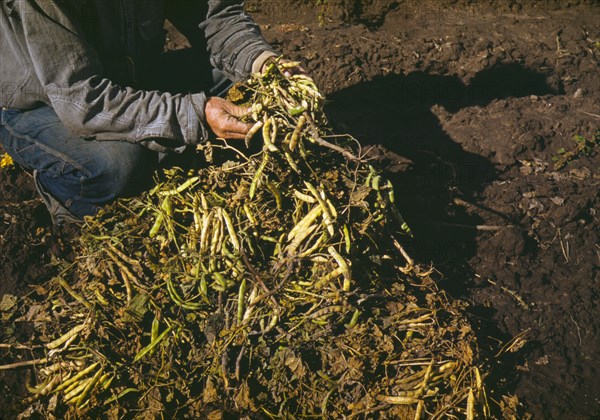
[189,92,209,145]
[251,51,278,74]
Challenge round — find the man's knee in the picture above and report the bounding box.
[2,106,158,220]
[83,141,156,201]
[37,140,156,219]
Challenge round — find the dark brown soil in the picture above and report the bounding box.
[1,1,599,418]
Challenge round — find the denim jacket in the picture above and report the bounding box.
[0,0,276,151]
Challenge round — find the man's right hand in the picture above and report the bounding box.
[204,97,251,140]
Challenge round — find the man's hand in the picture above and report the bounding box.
[262,58,308,78]
[280,61,308,78]
[204,97,251,140]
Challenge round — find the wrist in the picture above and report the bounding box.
[190,92,209,144]
[252,51,278,74]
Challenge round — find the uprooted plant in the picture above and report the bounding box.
[0,59,490,418]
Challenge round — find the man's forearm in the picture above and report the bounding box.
[200,0,278,81]
[8,0,210,152]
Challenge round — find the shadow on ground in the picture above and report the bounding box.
[326,63,558,282]
[324,63,560,407]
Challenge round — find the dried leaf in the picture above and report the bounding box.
[0,294,17,320]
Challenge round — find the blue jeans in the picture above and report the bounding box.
[0,48,232,221]
[0,106,157,219]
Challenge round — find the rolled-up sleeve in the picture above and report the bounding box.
[200,0,278,81]
[17,0,208,152]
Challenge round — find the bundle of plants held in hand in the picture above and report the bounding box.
[1,60,489,418]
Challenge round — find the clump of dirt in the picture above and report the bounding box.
[1,1,599,418]
[0,169,50,298]
[0,167,81,417]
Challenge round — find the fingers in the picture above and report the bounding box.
[205,97,252,140]
[283,65,308,78]
[262,57,310,79]
[279,59,308,78]
[220,103,252,139]
[226,102,252,119]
